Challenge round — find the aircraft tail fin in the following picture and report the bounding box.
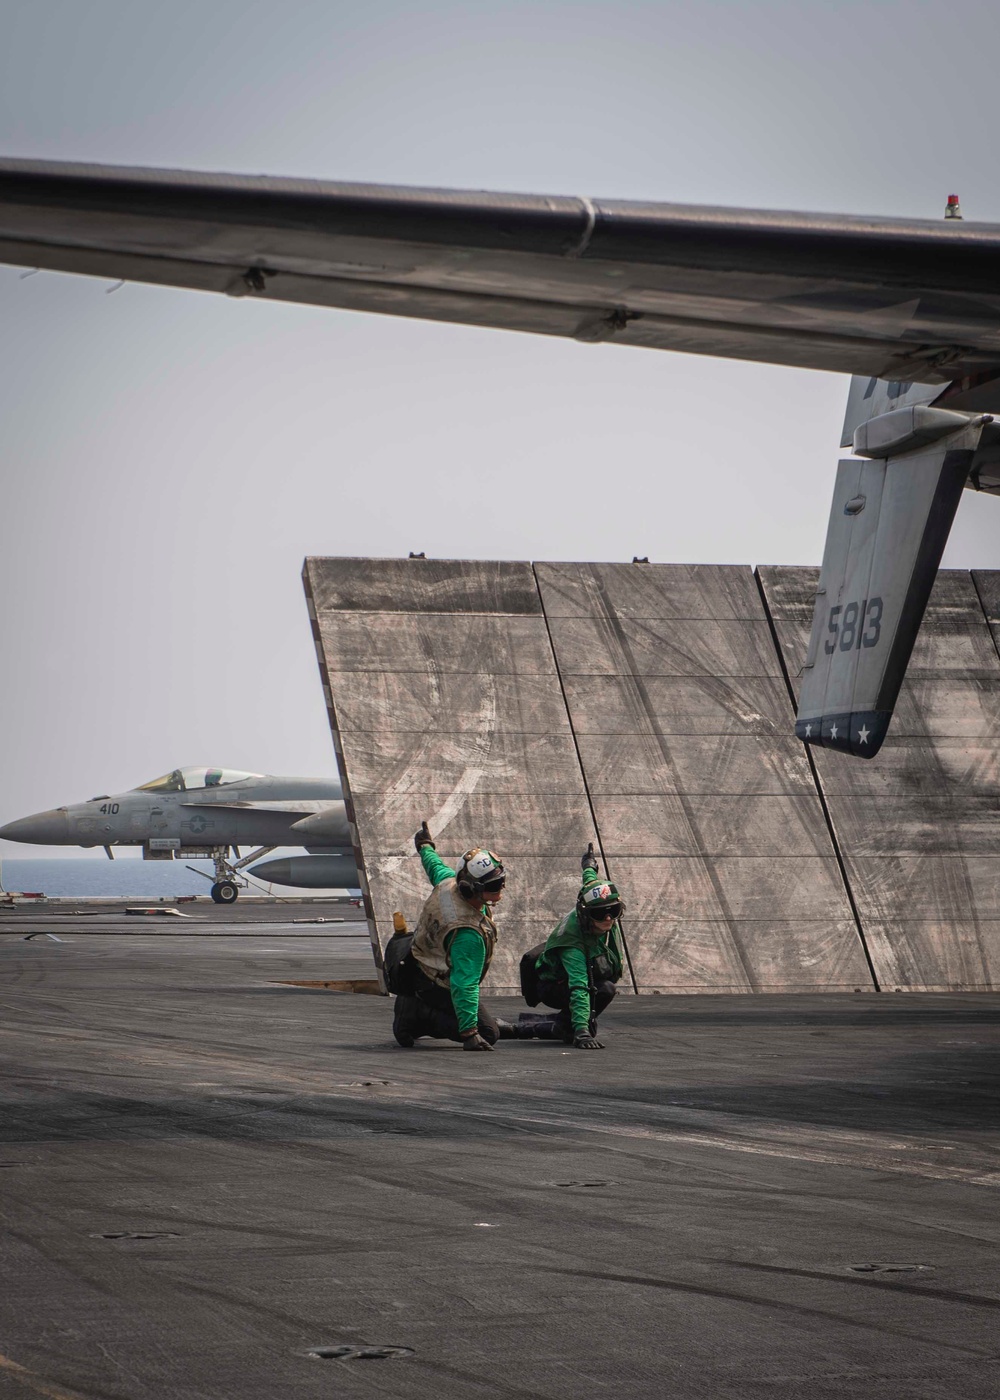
[796,408,990,757]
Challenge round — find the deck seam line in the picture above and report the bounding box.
[532,564,639,994]
[753,567,880,992]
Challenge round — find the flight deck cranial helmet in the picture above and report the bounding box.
[456,847,506,901]
[577,880,625,927]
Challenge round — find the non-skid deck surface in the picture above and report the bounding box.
[6,931,1000,1400]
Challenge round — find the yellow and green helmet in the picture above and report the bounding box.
[577,880,625,925]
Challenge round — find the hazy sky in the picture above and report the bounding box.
[3,0,1000,855]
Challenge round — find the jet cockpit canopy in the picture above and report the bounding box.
[134,767,261,793]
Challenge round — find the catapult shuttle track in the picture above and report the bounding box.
[304,558,1000,994]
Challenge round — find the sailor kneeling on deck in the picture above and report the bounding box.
[520,844,625,1049]
[389,822,506,1051]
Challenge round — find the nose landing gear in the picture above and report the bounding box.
[210,878,240,904]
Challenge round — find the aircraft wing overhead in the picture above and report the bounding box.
[4,158,1000,380]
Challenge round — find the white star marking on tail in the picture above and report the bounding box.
[830,723,839,739]
[858,724,870,744]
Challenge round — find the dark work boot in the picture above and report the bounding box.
[502,1016,539,1040]
[517,1013,563,1039]
[392,996,419,1047]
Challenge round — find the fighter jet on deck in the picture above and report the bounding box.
[0,766,358,902]
[3,161,1000,756]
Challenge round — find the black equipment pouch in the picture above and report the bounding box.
[383,932,416,995]
[519,941,547,1006]
[591,952,618,985]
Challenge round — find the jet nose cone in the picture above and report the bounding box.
[0,808,71,844]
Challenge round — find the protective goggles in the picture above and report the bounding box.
[478,873,506,892]
[588,903,622,922]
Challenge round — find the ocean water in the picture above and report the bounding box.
[1,857,219,898]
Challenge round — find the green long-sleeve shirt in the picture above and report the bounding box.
[419,845,488,1033]
[536,866,624,1031]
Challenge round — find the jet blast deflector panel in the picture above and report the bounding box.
[308,556,1000,996]
[303,557,596,992]
[307,557,872,996]
[761,566,1000,990]
[536,563,870,993]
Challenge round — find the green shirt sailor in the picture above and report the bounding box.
[533,845,626,1049]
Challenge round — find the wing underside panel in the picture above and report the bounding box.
[4,158,1000,381]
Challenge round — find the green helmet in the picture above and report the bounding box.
[577,880,625,925]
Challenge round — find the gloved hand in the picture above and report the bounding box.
[461,1031,494,1052]
[413,821,435,854]
[573,1030,604,1049]
[581,841,599,873]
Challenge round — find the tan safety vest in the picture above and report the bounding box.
[411,878,497,988]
